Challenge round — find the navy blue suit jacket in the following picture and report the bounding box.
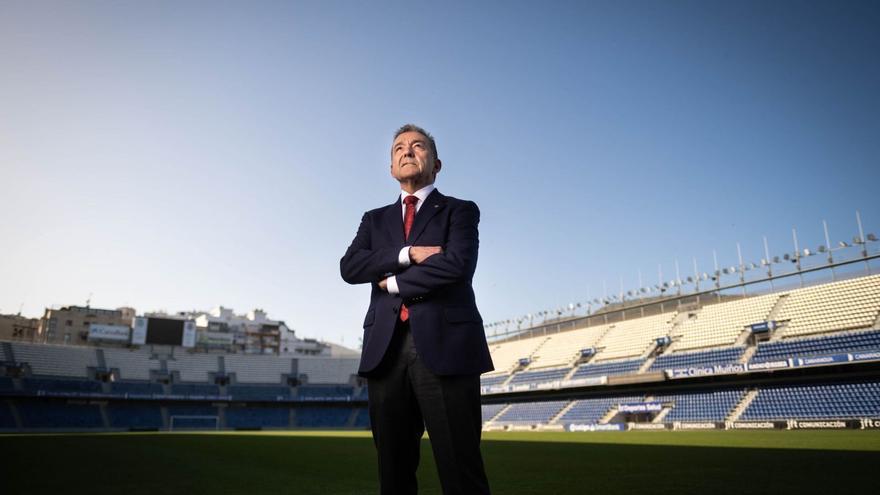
[340,189,494,376]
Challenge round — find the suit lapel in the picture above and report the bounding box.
[407,189,447,244]
[385,196,405,246]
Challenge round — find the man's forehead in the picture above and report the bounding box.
[393,131,428,146]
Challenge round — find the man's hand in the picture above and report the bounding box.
[378,278,388,291]
[409,246,443,264]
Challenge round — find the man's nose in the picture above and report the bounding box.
[403,147,415,157]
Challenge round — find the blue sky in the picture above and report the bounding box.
[1,1,878,347]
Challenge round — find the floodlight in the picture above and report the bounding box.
[803,248,811,256]
[773,256,780,263]
[817,245,826,253]
[868,233,878,241]
[839,241,849,248]
[783,253,790,261]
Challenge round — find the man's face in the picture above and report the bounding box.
[390,131,440,187]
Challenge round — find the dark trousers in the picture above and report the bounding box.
[366,319,491,495]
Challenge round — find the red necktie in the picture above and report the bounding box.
[400,195,419,322]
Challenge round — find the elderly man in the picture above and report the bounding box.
[341,124,493,494]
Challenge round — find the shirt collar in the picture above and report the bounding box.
[400,184,435,205]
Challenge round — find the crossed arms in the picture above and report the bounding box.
[339,201,480,299]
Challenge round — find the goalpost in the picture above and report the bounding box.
[169,415,220,431]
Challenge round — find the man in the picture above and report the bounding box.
[340,124,493,494]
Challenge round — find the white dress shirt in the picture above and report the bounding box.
[386,184,435,295]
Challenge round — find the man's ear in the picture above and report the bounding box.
[433,159,442,176]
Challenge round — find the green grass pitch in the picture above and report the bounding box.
[2,430,879,494]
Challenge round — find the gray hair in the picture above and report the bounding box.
[393,123,439,161]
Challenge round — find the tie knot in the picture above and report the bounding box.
[404,195,419,206]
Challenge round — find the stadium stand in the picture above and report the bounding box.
[12,342,96,377]
[668,293,780,351]
[774,274,880,338]
[485,333,550,374]
[655,389,746,422]
[22,377,101,393]
[297,357,359,384]
[481,403,507,422]
[0,401,17,428]
[170,383,220,396]
[352,407,370,428]
[649,346,745,371]
[297,385,354,400]
[751,329,880,363]
[3,273,879,432]
[225,353,293,384]
[558,395,643,424]
[296,406,352,427]
[0,376,14,391]
[492,400,569,425]
[103,347,156,380]
[228,384,291,401]
[106,403,163,429]
[525,324,609,369]
[592,312,675,361]
[111,381,164,396]
[166,352,219,382]
[741,381,880,420]
[480,374,509,387]
[18,401,104,428]
[507,367,570,385]
[570,357,643,379]
[226,405,290,428]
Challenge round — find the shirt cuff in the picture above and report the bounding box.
[386,275,400,295]
[398,246,412,267]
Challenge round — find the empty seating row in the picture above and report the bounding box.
[571,358,643,379]
[12,342,97,377]
[593,312,676,361]
[103,347,156,380]
[228,384,292,401]
[741,381,880,420]
[295,406,352,427]
[669,293,779,352]
[775,274,880,337]
[507,367,570,385]
[297,385,354,399]
[297,357,359,384]
[526,324,609,369]
[226,406,290,428]
[492,400,569,424]
[559,395,643,424]
[751,329,880,363]
[650,347,745,371]
[654,389,746,421]
[486,334,550,374]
